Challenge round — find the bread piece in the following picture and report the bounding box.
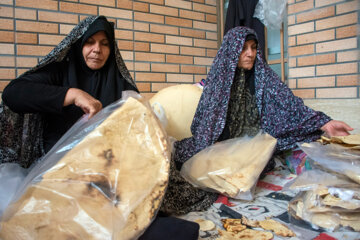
[221,219,246,233]
[258,219,296,237]
[149,84,202,140]
[241,216,259,228]
[194,218,216,231]
[218,229,273,240]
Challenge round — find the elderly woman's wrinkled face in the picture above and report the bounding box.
[82,31,110,70]
[237,40,257,70]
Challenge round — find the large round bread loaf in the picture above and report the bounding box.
[149,84,202,140]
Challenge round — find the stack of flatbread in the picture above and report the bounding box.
[289,189,360,232]
[180,133,277,200]
[0,97,171,240]
[287,167,360,231]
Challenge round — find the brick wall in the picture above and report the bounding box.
[0,0,219,99]
[287,0,359,99]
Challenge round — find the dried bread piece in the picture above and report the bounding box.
[241,216,259,228]
[0,97,170,240]
[258,219,296,237]
[322,194,360,210]
[218,229,273,240]
[221,219,246,233]
[149,84,202,140]
[331,134,360,145]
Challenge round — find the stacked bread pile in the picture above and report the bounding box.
[288,134,360,232]
[180,133,277,200]
[0,97,171,240]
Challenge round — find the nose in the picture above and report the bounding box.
[93,42,101,53]
[245,47,254,57]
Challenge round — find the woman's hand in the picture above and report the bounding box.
[320,120,353,137]
[64,88,102,119]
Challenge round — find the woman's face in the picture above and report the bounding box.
[82,31,110,70]
[237,39,257,70]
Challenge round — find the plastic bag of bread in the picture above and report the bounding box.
[288,191,360,232]
[180,132,276,200]
[298,141,360,184]
[0,91,171,240]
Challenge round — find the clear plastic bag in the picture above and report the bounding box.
[298,142,360,184]
[0,163,27,218]
[180,132,277,200]
[284,169,359,195]
[0,91,171,240]
[289,191,360,232]
[253,0,287,30]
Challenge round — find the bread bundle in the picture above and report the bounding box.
[181,133,277,200]
[0,97,171,240]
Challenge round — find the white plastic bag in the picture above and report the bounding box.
[180,132,276,200]
[254,0,287,29]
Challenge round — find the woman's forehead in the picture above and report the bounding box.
[90,31,108,39]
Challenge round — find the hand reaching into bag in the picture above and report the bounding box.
[64,88,102,119]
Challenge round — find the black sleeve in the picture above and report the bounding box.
[2,63,70,114]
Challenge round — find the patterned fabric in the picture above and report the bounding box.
[173,26,331,165]
[0,16,136,168]
[160,155,218,215]
[0,104,45,168]
[226,67,260,138]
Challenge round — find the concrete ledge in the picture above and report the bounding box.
[304,99,360,134]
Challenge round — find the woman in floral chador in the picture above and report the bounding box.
[161,26,352,215]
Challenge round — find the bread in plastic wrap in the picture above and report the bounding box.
[180,132,276,200]
[0,95,171,240]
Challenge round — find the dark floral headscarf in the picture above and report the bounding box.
[174,26,331,166]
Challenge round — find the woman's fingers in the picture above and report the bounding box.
[65,88,102,119]
[321,120,353,137]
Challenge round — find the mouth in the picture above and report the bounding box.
[89,58,102,62]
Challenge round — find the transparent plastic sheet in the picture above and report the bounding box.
[289,191,360,232]
[180,132,277,200]
[298,142,360,184]
[0,91,171,240]
[0,163,27,218]
[253,0,287,30]
[283,169,360,199]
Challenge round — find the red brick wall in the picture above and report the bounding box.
[0,0,219,99]
[287,0,359,99]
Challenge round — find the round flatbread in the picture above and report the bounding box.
[194,218,216,231]
[149,84,202,140]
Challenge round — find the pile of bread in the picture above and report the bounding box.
[288,134,360,232]
[180,133,277,200]
[0,97,171,240]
